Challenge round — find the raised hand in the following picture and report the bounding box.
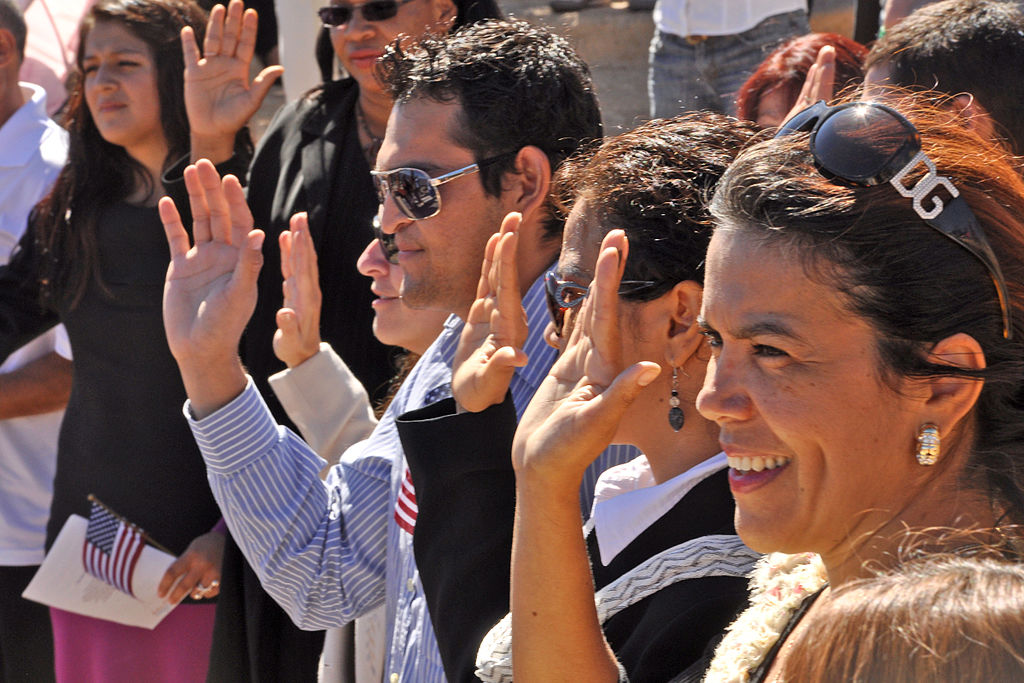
[183,0,284,160]
[160,158,264,418]
[512,231,661,488]
[273,212,324,369]
[782,45,836,125]
[451,212,529,412]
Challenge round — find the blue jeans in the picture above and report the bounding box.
[648,9,809,118]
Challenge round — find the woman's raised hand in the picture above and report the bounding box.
[512,231,661,488]
[451,212,530,412]
[273,213,324,369]
[782,45,836,125]
[183,0,284,161]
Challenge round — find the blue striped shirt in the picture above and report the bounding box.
[187,272,637,682]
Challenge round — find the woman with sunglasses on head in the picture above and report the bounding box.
[0,0,259,680]
[690,95,1024,682]
[391,113,762,683]
[183,0,502,678]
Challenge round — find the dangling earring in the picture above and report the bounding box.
[915,423,940,466]
[668,367,685,432]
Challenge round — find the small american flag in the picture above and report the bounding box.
[82,500,145,596]
[394,467,418,535]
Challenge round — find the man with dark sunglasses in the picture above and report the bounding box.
[160,20,636,683]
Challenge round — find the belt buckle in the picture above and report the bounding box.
[685,34,707,45]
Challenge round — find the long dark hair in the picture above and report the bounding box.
[710,96,1024,525]
[32,0,243,308]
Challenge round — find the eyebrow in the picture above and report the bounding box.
[82,48,149,60]
[699,314,810,345]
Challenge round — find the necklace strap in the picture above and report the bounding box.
[355,102,383,165]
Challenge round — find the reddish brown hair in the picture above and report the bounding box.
[735,32,867,124]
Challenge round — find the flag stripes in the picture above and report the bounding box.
[82,500,145,596]
[394,468,418,535]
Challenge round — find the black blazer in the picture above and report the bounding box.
[243,78,395,422]
[397,395,750,683]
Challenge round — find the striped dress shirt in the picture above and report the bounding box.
[187,271,637,683]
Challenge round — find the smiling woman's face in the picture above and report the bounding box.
[695,228,936,559]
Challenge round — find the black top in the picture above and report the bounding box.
[243,77,395,415]
[0,168,240,556]
[591,471,748,682]
[397,395,750,683]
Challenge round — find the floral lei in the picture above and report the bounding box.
[703,552,828,683]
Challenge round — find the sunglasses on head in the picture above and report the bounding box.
[544,271,658,338]
[777,100,1012,339]
[371,152,515,221]
[317,0,416,26]
[371,214,399,264]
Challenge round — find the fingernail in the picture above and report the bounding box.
[637,365,660,387]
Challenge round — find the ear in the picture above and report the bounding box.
[950,94,997,143]
[0,28,17,70]
[920,332,986,435]
[430,0,457,31]
[505,145,552,225]
[663,280,704,368]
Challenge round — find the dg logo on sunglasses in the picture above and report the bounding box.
[889,150,961,221]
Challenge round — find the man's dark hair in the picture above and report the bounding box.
[378,19,603,240]
[865,0,1024,156]
[0,0,26,62]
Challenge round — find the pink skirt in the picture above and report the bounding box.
[51,604,216,683]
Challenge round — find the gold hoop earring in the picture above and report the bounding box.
[916,423,940,466]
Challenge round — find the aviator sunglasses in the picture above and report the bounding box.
[318,0,417,26]
[371,152,515,221]
[777,100,1013,339]
[545,271,658,337]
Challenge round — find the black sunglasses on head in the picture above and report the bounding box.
[777,100,1012,339]
[318,0,416,26]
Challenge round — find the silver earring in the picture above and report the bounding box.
[916,423,940,466]
[668,367,684,432]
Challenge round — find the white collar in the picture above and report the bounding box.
[0,83,52,167]
[589,452,728,566]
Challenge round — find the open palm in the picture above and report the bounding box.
[512,231,660,486]
[183,0,283,141]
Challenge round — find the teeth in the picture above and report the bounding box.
[727,455,790,473]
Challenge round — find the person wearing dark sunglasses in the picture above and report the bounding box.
[696,96,1024,682]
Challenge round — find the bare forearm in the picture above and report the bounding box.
[0,351,72,419]
[190,133,236,165]
[177,353,248,419]
[511,478,620,682]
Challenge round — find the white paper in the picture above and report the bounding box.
[22,515,181,629]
